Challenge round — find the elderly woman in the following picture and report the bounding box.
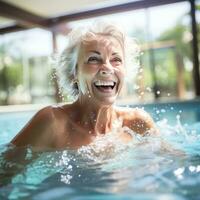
[11,22,157,149]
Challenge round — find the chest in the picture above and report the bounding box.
[52,121,133,149]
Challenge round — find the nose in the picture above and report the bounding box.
[99,61,114,77]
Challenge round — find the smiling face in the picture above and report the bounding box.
[77,35,125,105]
[76,35,125,106]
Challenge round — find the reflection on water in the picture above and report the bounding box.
[0,117,200,200]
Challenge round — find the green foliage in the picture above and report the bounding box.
[0,36,24,104]
[155,49,177,89]
[6,62,23,88]
[0,59,23,89]
[154,21,195,95]
[140,52,153,87]
[158,24,192,61]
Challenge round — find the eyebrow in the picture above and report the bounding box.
[112,52,121,56]
[88,51,121,56]
[88,50,101,55]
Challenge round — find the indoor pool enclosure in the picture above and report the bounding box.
[1,0,200,199]
[0,99,200,200]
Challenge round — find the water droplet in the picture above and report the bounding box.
[189,165,196,172]
[196,165,200,172]
[174,167,185,176]
[163,118,168,123]
[146,87,152,92]
[161,109,166,113]
[134,85,140,90]
[156,110,160,114]
[156,90,161,95]
[139,68,143,73]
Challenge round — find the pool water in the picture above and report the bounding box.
[0,100,200,200]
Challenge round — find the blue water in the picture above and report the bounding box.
[0,100,200,200]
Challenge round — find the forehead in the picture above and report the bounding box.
[80,35,124,55]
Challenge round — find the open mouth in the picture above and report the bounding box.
[94,80,116,92]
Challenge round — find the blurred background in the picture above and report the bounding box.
[0,0,200,107]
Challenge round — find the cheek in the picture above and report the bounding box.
[82,64,99,74]
[78,65,97,83]
[115,66,125,80]
[77,66,97,95]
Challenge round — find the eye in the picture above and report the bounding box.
[87,56,102,64]
[110,57,122,65]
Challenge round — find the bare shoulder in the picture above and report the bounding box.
[115,106,158,135]
[33,105,56,120]
[11,105,61,148]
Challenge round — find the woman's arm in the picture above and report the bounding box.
[0,107,55,186]
[122,108,159,135]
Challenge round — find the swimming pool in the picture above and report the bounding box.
[0,100,200,200]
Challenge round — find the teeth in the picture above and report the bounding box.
[94,80,115,86]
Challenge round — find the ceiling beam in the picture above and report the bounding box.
[0,0,48,28]
[48,0,187,25]
[0,24,29,34]
[0,0,189,34]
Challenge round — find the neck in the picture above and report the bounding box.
[73,98,116,135]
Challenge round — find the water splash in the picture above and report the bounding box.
[0,117,200,199]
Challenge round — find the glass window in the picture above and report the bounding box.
[57,1,192,104]
[0,28,54,105]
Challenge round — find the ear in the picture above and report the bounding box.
[73,63,78,77]
[73,64,79,88]
[74,81,79,90]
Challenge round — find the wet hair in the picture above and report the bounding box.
[56,21,140,100]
